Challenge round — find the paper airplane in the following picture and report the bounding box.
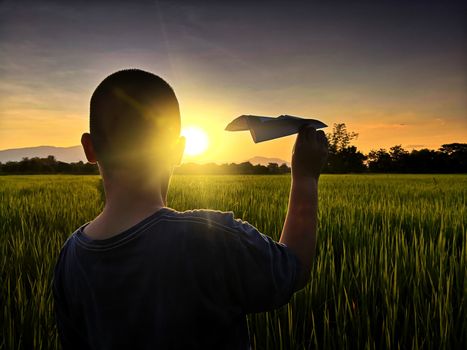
[225,114,327,143]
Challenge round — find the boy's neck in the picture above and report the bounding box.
[84,176,167,240]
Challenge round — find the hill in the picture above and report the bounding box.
[0,146,86,163]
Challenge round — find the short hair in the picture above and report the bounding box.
[90,69,180,167]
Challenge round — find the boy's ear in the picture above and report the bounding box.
[172,136,185,166]
[81,133,98,164]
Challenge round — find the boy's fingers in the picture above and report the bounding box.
[297,126,326,149]
[296,128,306,147]
[304,126,317,142]
[297,125,313,146]
[298,125,311,138]
[317,130,327,145]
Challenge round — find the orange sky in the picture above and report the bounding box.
[1,1,466,163]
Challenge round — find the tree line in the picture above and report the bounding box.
[323,124,466,173]
[0,156,291,175]
[1,124,465,174]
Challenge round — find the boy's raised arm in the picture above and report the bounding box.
[280,126,328,290]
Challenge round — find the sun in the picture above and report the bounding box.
[181,126,209,156]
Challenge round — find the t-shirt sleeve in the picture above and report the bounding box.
[209,211,302,313]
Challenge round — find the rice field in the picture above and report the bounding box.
[0,174,466,349]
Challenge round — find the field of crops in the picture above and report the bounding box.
[1,174,466,349]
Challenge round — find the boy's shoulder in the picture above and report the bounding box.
[162,208,249,239]
[166,208,236,226]
[62,208,245,250]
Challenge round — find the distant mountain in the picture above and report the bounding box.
[247,156,290,166]
[0,146,86,163]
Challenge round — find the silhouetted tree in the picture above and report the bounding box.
[408,148,451,173]
[267,163,279,174]
[327,123,359,153]
[324,123,366,173]
[367,149,392,172]
[279,163,291,174]
[439,143,467,172]
[388,145,410,172]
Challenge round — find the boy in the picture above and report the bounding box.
[53,69,328,349]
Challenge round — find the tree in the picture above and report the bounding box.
[279,163,290,174]
[439,143,467,155]
[339,146,367,172]
[327,123,359,153]
[406,149,444,173]
[439,143,467,172]
[367,149,392,172]
[267,162,279,174]
[389,145,409,161]
[389,145,409,172]
[324,123,365,173]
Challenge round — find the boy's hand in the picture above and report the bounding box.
[291,126,328,180]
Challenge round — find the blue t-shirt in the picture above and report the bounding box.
[53,207,301,349]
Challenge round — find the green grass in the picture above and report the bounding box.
[1,174,466,349]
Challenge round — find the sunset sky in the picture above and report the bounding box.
[1,0,466,163]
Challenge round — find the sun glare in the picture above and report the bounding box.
[181,126,209,156]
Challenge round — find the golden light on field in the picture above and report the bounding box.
[181,126,209,157]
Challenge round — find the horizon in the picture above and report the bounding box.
[0,138,461,165]
[0,144,292,165]
[1,1,466,163]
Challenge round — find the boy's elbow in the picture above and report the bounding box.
[293,267,311,292]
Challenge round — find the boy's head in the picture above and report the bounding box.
[81,69,184,175]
